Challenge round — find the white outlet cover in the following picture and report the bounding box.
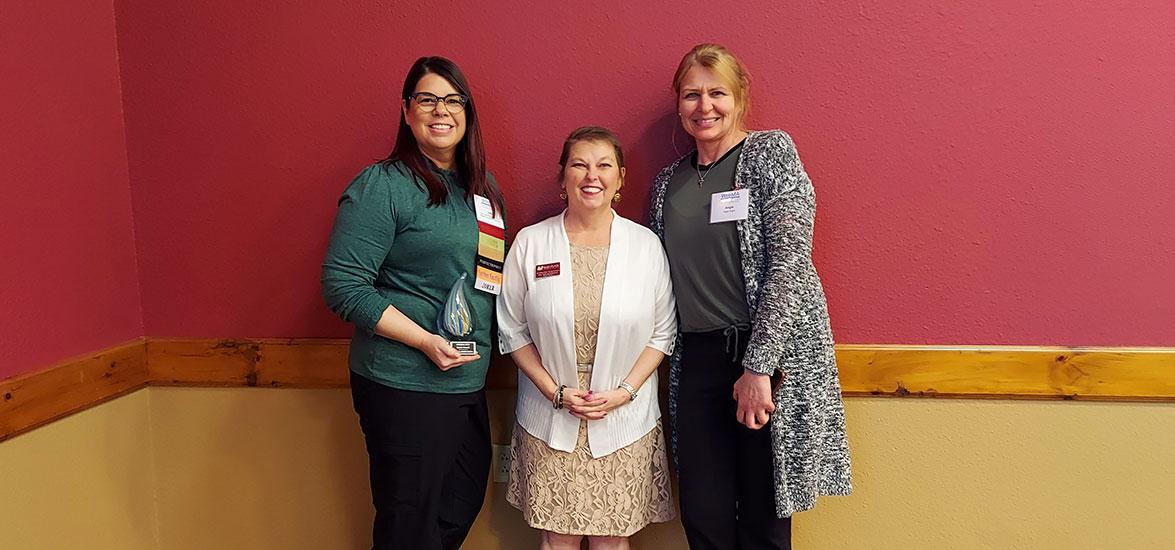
[492,444,512,483]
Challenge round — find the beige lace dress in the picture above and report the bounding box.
[506,244,675,537]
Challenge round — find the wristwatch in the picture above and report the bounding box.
[617,381,638,402]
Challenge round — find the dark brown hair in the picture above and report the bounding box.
[381,56,503,215]
[557,126,626,182]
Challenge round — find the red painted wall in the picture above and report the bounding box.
[114,1,1174,345]
[0,0,143,378]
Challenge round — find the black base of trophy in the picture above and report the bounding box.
[450,341,477,356]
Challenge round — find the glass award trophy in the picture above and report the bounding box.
[437,272,477,356]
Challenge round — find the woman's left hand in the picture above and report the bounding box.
[733,370,776,430]
[566,388,631,421]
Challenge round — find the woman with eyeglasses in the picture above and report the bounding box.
[322,56,506,550]
[497,127,677,549]
[649,44,852,549]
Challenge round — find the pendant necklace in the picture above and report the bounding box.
[695,157,715,187]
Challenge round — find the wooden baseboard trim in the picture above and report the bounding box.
[3,338,1173,442]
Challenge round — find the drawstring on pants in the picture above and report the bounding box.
[722,324,751,363]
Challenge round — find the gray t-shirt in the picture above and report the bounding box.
[663,141,751,332]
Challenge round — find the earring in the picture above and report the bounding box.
[612,192,622,203]
[559,189,568,201]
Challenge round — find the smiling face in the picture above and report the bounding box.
[403,72,467,168]
[561,139,625,215]
[676,65,744,147]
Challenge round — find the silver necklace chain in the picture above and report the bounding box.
[695,157,716,187]
[694,138,745,187]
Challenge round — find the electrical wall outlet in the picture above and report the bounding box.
[491,444,512,483]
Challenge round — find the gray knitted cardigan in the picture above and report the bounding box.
[650,130,853,518]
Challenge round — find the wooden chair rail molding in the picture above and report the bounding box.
[3,338,1174,442]
[1,338,149,443]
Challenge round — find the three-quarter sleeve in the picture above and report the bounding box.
[496,229,533,354]
[647,240,678,355]
[321,165,397,334]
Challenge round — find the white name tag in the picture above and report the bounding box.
[473,194,504,295]
[709,189,749,223]
[474,194,504,229]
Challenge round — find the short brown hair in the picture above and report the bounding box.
[672,43,752,126]
[557,126,625,181]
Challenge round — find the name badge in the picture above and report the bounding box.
[474,195,505,229]
[709,188,749,223]
[535,262,561,279]
[473,194,505,295]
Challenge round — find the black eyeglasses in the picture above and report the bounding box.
[407,92,468,113]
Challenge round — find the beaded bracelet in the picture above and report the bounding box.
[553,385,567,409]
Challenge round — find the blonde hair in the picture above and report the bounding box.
[672,43,752,126]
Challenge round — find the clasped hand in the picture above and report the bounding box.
[563,388,630,421]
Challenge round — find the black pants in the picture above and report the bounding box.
[676,329,792,550]
[350,372,491,550]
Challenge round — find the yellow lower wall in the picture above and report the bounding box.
[4,388,1174,549]
[0,390,158,550]
[796,399,1175,549]
[148,387,373,548]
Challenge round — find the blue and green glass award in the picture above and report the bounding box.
[437,273,477,356]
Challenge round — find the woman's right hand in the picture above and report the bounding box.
[563,389,609,421]
[418,333,481,371]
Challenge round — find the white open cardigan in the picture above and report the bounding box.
[496,210,677,458]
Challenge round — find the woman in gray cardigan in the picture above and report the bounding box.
[649,43,852,549]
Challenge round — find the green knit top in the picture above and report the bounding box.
[322,161,503,393]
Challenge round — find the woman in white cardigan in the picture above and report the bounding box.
[497,127,677,550]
